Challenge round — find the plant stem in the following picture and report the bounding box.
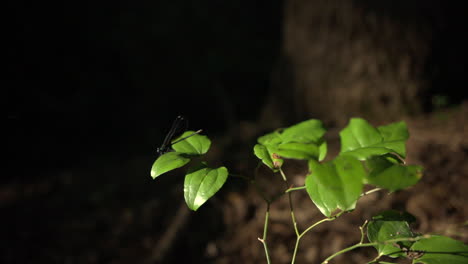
[321,243,368,264]
[258,204,271,264]
[290,213,344,264]
[360,188,383,197]
[279,168,287,181]
[302,212,344,238]
[321,235,430,264]
[288,192,300,264]
[286,186,307,193]
[359,220,368,244]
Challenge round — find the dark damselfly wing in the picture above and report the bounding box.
[156,116,203,156]
[157,116,187,156]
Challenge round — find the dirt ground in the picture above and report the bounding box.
[2,102,467,264]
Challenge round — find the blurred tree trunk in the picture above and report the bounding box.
[261,0,432,127]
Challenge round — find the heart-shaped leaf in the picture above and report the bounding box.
[410,236,468,264]
[258,131,283,146]
[280,119,326,144]
[367,210,416,258]
[172,131,211,155]
[253,144,282,171]
[254,119,328,170]
[184,164,228,211]
[366,156,423,191]
[273,142,320,160]
[340,119,409,160]
[151,152,190,179]
[305,156,365,217]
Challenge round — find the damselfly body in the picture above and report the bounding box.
[156,116,202,156]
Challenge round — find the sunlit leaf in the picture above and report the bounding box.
[253,144,280,171]
[151,152,190,179]
[257,131,282,146]
[318,140,327,161]
[172,131,211,155]
[280,119,326,144]
[366,156,423,191]
[367,210,416,258]
[340,118,409,160]
[411,236,468,264]
[274,142,320,160]
[254,119,327,168]
[184,164,228,211]
[305,156,365,217]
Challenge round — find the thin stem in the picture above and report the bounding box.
[301,212,344,239]
[321,235,430,264]
[359,220,369,244]
[360,188,383,197]
[278,168,301,264]
[286,186,307,193]
[289,190,301,264]
[291,212,345,264]
[321,243,368,264]
[279,168,287,181]
[258,204,271,264]
[367,254,383,264]
[291,236,301,264]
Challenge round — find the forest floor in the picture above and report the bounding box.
[2,102,467,264]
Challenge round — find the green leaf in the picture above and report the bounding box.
[184,164,228,211]
[254,119,327,168]
[150,152,190,179]
[340,118,409,160]
[366,156,423,191]
[318,140,327,161]
[257,131,282,146]
[172,131,211,155]
[253,144,280,171]
[378,121,409,156]
[305,156,365,217]
[274,142,320,160]
[411,236,468,264]
[280,119,326,143]
[367,210,416,258]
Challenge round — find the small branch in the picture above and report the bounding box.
[292,213,344,264]
[321,243,366,264]
[259,204,272,264]
[286,186,307,193]
[367,254,383,264]
[321,235,430,263]
[279,168,288,181]
[360,188,383,197]
[359,220,369,244]
[300,211,344,239]
[289,191,301,264]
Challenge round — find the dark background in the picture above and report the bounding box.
[5,0,467,263]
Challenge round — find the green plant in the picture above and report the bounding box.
[151,118,468,263]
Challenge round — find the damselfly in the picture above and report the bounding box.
[156,116,202,156]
